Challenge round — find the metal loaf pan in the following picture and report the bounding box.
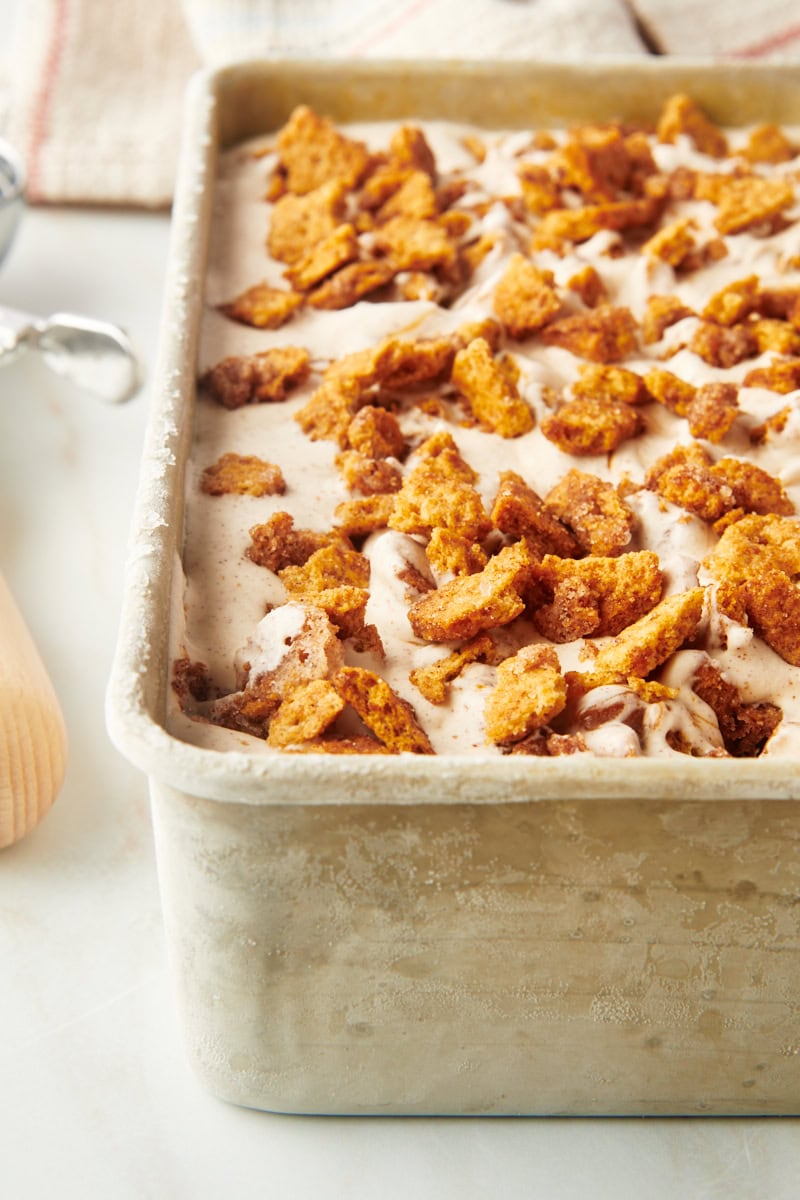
[107,59,800,1116]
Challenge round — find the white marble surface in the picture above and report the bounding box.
[1,203,800,1199]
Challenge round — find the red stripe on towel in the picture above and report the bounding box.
[26,0,70,202]
[729,21,800,58]
[350,0,437,56]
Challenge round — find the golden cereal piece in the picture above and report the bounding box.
[451,337,534,437]
[491,471,580,559]
[566,265,608,308]
[389,433,491,542]
[689,320,758,368]
[289,735,392,755]
[686,382,739,443]
[702,275,760,326]
[219,282,303,329]
[332,666,434,754]
[642,293,695,344]
[572,363,651,407]
[484,645,567,745]
[645,443,734,522]
[284,223,360,291]
[541,305,639,363]
[740,122,797,165]
[200,453,286,497]
[279,542,370,594]
[390,124,437,177]
[530,198,660,251]
[425,528,488,578]
[656,93,728,158]
[743,357,800,393]
[531,551,663,642]
[545,469,634,557]
[306,586,370,639]
[294,380,362,444]
[335,450,402,496]
[751,318,800,356]
[578,587,706,688]
[518,163,562,215]
[202,346,311,409]
[333,494,396,537]
[552,125,632,203]
[704,515,800,665]
[713,176,796,235]
[268,180,348,263]
[641,217,696,267]
[267,679,345,748]
[491,253,562,339]
[541,395,643,457]
[276,105,371,195]
[373,215,458,273]
[345,405,405,458]
[709,456,794,516]
[461,133,487,163]
[306,259,396,309]
[643,367,696,416]
[409,633,494,705]
[377,170,439,223]
[246,514,341,573]
[407,542,536,643]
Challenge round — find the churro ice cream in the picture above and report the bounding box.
[169,95,800,758]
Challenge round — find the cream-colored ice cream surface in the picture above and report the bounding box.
[169,106,800,758]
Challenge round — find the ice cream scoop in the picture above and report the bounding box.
[0,305,140,404]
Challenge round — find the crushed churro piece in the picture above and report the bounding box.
[294,380,361,443]
[408,542,536,642]
[686,382,739,443]
[333,494,396,536]
[531,551,663,641]
[484,645,567,745]
[276,105,371,195]
[689,320,758,368]
[713,177,796,236]
[702,275,760,326]
[335,449,402,495]
[743,357,800,393]
[642,217,696,266]
[377,170,439,223]
[205,679,281,740]
[566,264,608,307]
[572,363,651,407]
[553,124,632,203]
[541,395,643,456]
[279,542,370,594]
[389,432,491,541]
[691,658,781,756]
[425,528,488,578]
[409,633,494,704]
[332,666,433,753]
[246,513,340,572]
[267,679,345,748]
[373,215,458,273]
[578,588,706,688]
[172,657,217,704]
[307,585,370,638]
[284,223,360,290]
[491,471,580,559]
[491,254,562,339]
[545,469,634,556]
[656,93,728,158]
[451,337,534,437]
[219,282,303,329]
[541,305,639,363]
[268,180,348,263]
[642,294,695,343]
[306,259,396,309]
[518,163,562,215]
[200,452,286,497]
[202,346,311,408]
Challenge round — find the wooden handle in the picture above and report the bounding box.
[0,571,67,848]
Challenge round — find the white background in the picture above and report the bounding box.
[1,3,800,1196]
